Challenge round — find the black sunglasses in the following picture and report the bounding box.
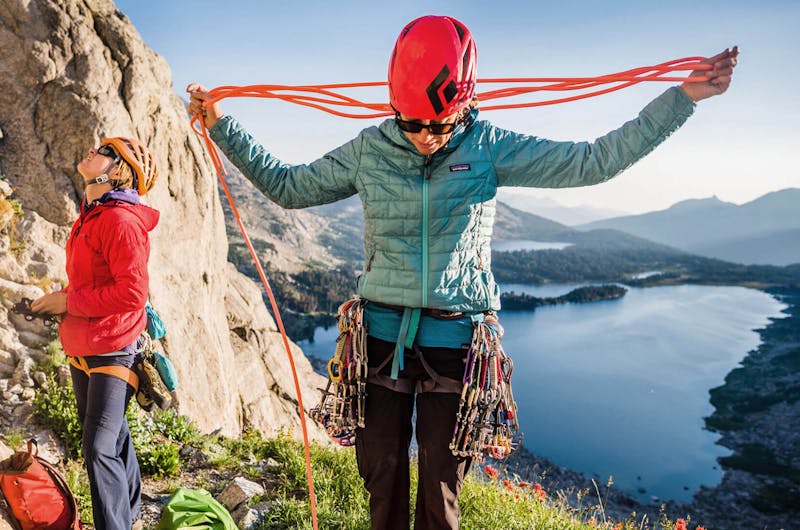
[395,116,457,135]
[96,145,120,160]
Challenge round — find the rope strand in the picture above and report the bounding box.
[190,57,710,129]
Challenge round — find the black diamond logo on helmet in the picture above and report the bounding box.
[426,65,457,116]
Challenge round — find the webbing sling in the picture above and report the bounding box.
[68,356,139,391]
[390,307,421,380]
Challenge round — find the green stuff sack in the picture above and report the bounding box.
[155,487,237,530]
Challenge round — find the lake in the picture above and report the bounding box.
[492,240,572,252]
[297,284,787,503]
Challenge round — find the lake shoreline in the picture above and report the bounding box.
[500,285,799,529]
[685,286,799,528]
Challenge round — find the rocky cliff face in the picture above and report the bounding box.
[0,0,326,441]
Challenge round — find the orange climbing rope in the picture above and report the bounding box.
[196,123,322,530]
[191,57,710,125]
[190,55,712,530]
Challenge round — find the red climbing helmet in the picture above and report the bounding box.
[388,15,478,119]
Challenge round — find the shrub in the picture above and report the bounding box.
[127,407,182,478]
[152,408,200,445]
[34,372,187,478]
[1,429,25,451]
[33,374,83,458]
[37,339,67,373]
[64,459,93,526]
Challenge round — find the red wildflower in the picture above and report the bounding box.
[517,481,529,488]
[483,464,499,480]
[613,524,623,530]
[675,519,687,530]
[533,483,546,499]
[503,479,514,491]
[696,527,705,530]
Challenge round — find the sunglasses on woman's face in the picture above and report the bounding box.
[395,117,457,135]
[96,145,119,160]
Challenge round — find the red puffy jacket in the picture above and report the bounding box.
[59,199,159,356]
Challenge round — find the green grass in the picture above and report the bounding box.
[33,376,697,529]
[64,459,94,527]
[34,373,84,458]
[215,432,670,530]
[37,339,67,372]
[1,428,25,451]
[258,433,371,529]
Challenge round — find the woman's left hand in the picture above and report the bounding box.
[31,292,67,315]
[681,46,739,102]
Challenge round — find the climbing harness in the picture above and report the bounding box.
[309,297,368,446]
[68,355,139,391]
[450,313,520,460]
[191,53,716,530]
[67,331,173,411]
[10,298,59,327]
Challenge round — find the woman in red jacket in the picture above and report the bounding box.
[32,137,159,530]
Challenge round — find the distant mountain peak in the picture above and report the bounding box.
[669,195,732,211]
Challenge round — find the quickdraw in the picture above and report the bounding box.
[10,298,59,327]
[309,297,368,446]
[450,313,521,460]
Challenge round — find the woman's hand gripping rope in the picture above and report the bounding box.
[680,47,738,102]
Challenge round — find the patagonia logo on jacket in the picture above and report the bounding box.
[449,163,471,172]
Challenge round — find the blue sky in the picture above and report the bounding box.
[116,0,799,214]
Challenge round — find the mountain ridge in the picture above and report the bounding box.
[577,188,800,265]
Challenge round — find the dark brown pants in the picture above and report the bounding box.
[356,337,471,530]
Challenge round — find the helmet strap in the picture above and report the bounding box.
[83,156,120,187]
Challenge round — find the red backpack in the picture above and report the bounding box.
[0,440,81,530]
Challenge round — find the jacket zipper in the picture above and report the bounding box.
[422,155,432,308]
[361,250,376,293]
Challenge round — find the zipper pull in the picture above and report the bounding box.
[424,155,432,180]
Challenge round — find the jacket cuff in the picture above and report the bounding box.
[208,115,235,144]
[65,290,83,317]
[665,85,696,116]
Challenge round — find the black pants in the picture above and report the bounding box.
[70,354,141,530]
[355,337,471,530]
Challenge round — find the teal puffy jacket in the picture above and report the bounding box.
[209,86,694,312]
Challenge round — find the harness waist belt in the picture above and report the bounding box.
[370,301,466,320]
[69,356,139,391]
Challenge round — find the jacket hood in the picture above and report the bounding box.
[80,190,159,232]
[127,203,160,232]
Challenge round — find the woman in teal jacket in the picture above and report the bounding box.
[189,15,736,530]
